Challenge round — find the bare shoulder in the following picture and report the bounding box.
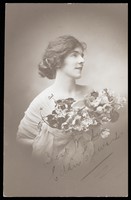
[76,84,94,95]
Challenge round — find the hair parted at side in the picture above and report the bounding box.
[38,35,87,79]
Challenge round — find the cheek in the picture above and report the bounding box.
[64,57,76,67]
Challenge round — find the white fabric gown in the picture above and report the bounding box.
[17,86,95,179]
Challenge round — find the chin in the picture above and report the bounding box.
[74,74,82,79]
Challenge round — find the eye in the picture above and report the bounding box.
[71,52,78,57]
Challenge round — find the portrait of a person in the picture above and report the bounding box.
[16,35,126,180]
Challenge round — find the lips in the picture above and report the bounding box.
[75,64,83,70]
[75,67,83,71]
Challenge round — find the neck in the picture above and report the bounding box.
[53,71,76,95]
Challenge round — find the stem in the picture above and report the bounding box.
[39,109,50,126]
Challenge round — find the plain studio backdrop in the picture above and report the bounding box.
[4,3,128,197]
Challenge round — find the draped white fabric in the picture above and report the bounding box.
[17,87,97,178]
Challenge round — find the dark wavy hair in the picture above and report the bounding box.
[38,35,87,79]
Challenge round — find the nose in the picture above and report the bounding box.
[78,55,85,64]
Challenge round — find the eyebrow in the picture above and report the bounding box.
[72,50,84,56]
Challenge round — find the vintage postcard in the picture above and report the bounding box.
[4,3,128,197]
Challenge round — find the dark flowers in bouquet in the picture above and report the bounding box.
[38,88,126,140]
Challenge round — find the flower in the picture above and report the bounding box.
[100,128,110,138]
[90,91,99,99]
[103,104,112,113]
[96,106,103,114]
[38,88,126,140]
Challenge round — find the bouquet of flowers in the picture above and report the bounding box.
[38,88,126,140]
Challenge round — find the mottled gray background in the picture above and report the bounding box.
[4,3,128,197]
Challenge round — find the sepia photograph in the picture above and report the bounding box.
[4,3,128,197]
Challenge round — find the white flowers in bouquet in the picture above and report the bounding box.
[38,88,126,140]
[100,128,110,139]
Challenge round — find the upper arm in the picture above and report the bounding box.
[16,95,46,145]
[17,89,55,145]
